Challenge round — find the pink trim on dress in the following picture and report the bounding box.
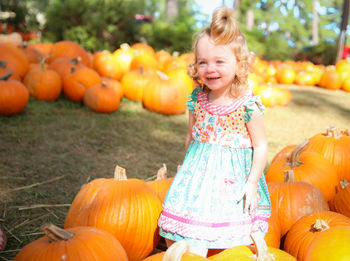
[197,90,253,115]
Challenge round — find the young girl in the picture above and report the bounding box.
[157,6,271,257]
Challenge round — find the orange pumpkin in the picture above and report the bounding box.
[268,171,329,237]
[318,66,342,90]
[64,166,162,261]
[28,42,53,57]
[142,71,190,115]
[63,67,102,102]
[284,211,350,261]
[48,40,92,67]
[147,164,174,203]
[329,180,350,218]
[132,42,156,57]
[304,226,350,261]
[266,140,339,201]
[276,66,296,84]
[155,50,172,71]
[121,68,154,101]
[307,126,350,181]
[257,85,279,107]
[0,43,29,77]
[14,224,128,261]
[48,57,86,80]
[162,57,188,74]
[21,44,42,64]
[23,65,62,102]
[112,43,135,78]
[130,52,159,73]
[0,60,21,81]
[0,73,29,116]
[93,50,124,80]
[335,58,350,82]
[264,206,281,248]
[83,81,122,113]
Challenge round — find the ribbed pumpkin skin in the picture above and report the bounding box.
[83,82,121,113]
[0,43,29,77]
[284,211,350,261]
[307,131,350,181]
[23,68,62,101]
[329,181,350,218]
[304,226,350,261]
[266,151,339,202]
[48,40,92,67]
[0,78,29,116]
[64,178,162,261]
[14,226,128,261]
[268,181,329,237]
[142,75,190,115]
[63,67,102,102]
[147,177,174,203]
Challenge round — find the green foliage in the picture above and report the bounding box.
[294,42,337,65]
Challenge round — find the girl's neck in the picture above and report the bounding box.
[208,88,239,105]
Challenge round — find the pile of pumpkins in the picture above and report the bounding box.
[0,40,194,116]
[11,126,350,260]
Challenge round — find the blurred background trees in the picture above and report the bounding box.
[0,0,349,64]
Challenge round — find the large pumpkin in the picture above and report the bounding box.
[268,171,329,237]
[64,166,162,261]
[0,60,21,81]
[329,180,350,218]
[0,43,29,77]
[121,68,154,101]
[112,43,135,78]
[0,73,29,116]
[48,40,92,67]
[83,81,122,113]
[304,226,350,261]
[266,140,339,201]
[14,224,128,261]
[284,211,350,261]
[306,126,350,181]
[142,71,191,115]
[48,57,86,81]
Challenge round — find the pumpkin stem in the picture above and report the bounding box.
[101,81,108,88]
[114,165,127,180]
[324,126,342,139]
[341,129,350,136]
[156,71,169,80]
[156,164,168,181]
[172,51,180,58]
[340,179,350,190]
[0,72,12,81]
[162,240,189,261]
[251,232,274,261]
[71,56,82,65]
[284,170,295,182]
[311,219,330,232]
[120,43,131,50]
[0,60,7,68]
[284,139,308,169]
[42,224,74,242]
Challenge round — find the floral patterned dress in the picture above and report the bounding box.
[158,88,271,249]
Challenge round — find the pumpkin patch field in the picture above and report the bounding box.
[1,43,350,260]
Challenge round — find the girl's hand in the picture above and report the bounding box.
[238,181,259,215]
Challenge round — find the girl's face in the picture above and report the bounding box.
[196,35,238,93]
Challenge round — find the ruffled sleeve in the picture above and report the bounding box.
[186,87,200,113]
[244,95,265,123]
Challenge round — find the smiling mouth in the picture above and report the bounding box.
[207,77,220,80]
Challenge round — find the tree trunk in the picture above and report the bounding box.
[335,0,350,64]
[166,0,178,21]
[312,0,319,45]
[246,9,254,31]
[233,0,240,18]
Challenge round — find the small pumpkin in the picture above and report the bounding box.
[83,81,122,113]
[284,211,350,261]
[14,224,128,261]
[64,165,162,261]
[121,67,154,101]
[329,180,350,218]
[0,72,29,116]
[48,56,86,80]
[23,60,62,102]
[268,170,329,237]
[63,67,102,102]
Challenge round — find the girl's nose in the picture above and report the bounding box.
[207,63,216,72]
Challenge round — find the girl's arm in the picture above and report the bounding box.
[185,110,195,151]
[243,105,268,214]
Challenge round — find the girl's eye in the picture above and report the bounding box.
[216,60,224,64]
[198,61,206,65]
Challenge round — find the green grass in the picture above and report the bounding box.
[0,85,350,260]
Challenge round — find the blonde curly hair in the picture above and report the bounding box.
[189,6,255,97]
